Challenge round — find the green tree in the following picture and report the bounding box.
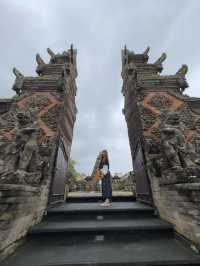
[68,159,81,180]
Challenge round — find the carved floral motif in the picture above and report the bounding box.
[140,106,157,130]
[148,95,172,111]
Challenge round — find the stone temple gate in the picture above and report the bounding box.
[0,46,78,257]
[0,46,200,264]
[121,46,200,245]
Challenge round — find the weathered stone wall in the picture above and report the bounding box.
[112,172,135,193]
[0,46,78,259]
[122,47,200,247]
[0,184,49,261]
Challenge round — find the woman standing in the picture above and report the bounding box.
[99,150,112,207]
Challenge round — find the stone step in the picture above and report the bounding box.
[45,201,155,222]
[1,234,200,266]
[47,201,153,215]
[46,202,155,221]
[44,211,155,221]
[1,201,200,266]
[66,194,135,203]
[29,217,173,236]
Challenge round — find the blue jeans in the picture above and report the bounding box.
[101,172,112,201]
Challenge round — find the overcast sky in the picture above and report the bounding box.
[0,0,200,175]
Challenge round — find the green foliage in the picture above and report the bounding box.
[41,116,49,123]
[68,159,81,180]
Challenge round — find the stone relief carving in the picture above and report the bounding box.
[12,67,24,95]
[148,94,172,110]
[146,111,200,185]
[140,105,157,130]
[0,108,49,186]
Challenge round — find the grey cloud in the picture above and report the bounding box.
[0,0,199,174]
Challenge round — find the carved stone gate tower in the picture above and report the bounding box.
[121,47,200,246]
[0,46,78,258]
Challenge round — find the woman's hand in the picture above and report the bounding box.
[99,170,104,179]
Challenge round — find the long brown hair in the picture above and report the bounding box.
[100,150,109,166]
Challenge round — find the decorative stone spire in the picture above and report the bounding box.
[176,64,188,76]
[143,46,150,55]
[36,53,45,65]
[13,67,24,78]
[36,54,45,76]
[12,67,24,95]
[47,47,56,58]
[154,53,167,65]
[34,45,77,78]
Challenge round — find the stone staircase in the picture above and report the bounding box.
[1,196,200,266]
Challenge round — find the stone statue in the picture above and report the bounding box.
[159,112,200,184]
[161,127,184,169]
[154,53,167,65]
[161,112,195,169]
[14,110,40,170]
[16,127,39,172]
[0,110,43,185]
[12,67,24,95]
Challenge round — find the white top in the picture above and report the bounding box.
[101,165,108,175]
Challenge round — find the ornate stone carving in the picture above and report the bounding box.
[160,112,200,184]
[176,64,188,76]
[145,111,200,184]
[0,111,16,136]
[140,105,157,130]
[145,137,162,177]
[148,94,172,111]
[161,113,187,169]
[36,54,45,76]
[12,67,24,95]
[41,104,62,131]
[21,94,50,114]
[143,46,150,55]
[0,109,46,185]
[122,46,200,246]
[57,69,67,92]
[47,47,56,58]
[154,53,167,65]
[47,48,70,64]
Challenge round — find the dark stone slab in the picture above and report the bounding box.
[1,235,200,266]
[66,194,136,203]
[29,217,173,234]
[48,201,153,214]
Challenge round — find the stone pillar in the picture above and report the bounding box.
[121,46,200,247]
[0,45,78,260]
